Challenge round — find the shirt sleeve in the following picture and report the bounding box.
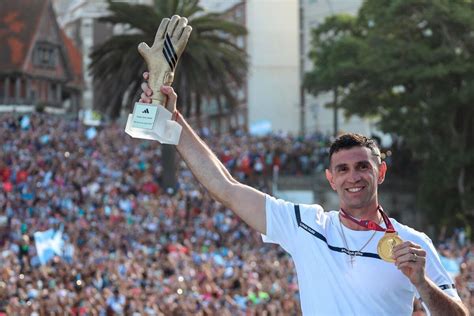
[261,195,300,254]
[415,233,460,300]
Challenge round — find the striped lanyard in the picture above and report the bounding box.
[339,206,395,233]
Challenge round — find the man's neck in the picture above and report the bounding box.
[339,205,382,231]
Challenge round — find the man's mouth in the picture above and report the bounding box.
[346,187,364,193]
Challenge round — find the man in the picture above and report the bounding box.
[139,76,468,315]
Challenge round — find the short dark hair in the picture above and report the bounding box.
[329,133,381,165]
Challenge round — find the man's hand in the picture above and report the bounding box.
[392,240,469,315]
[139,72,176,113]
[392,241,427,286]
[139,72,152,104]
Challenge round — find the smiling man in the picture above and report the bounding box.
[139,78,468,315]
[260,133,467,315]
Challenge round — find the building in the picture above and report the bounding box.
[300,0,371,136]
[0,0,82,113]
[207,0,373,137]
[197,0,248,134]
[202,0,300,135]
[53,0,116,116]
[53,0,151,119]
[246,0,300,135]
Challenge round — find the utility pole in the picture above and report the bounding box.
[299,0,306,136]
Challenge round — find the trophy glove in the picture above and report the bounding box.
[138,15,192,104]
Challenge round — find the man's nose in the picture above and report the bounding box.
[348,170,362,182]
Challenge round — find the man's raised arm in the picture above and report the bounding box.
[141,79,266,234]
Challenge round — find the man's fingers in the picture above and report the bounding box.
[140,92,151,104]
[393,241,421,254]
[141,82,152,96]
[392,240,426,266]
[394,248,426,264]
[396,252,416,264]
[140,74,152,103]
[160,85,177,99]
[393,246,425,259]
[397,254,426,269]
[160,85,177,110]
[393,241,413,251]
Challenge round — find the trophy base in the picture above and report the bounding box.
[125,102,182,145]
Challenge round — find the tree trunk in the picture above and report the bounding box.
[161,144,177,192]
[217,96,223,135]
[333,87,339,137]
[195,95,202,131]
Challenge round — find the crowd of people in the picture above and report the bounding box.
[0,113,472,315]
[436,229,474,313]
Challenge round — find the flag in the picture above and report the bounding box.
[34,229,64,265]
[20,115,30,130]
[85,127,97,140]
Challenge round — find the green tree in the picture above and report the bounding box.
[303,14,361,137]
[305,0,474,231]
[90,0,247,190]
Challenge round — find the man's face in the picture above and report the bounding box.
[325,146,387,211]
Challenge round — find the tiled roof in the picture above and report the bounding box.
[0,0,47,72]
[0,0,83,89]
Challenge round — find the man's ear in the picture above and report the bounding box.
[325,169,337,191]
[378,161,387,184]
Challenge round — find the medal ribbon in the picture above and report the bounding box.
[340,206,395,233]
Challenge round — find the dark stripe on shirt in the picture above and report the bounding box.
[294,205,455,291]
[439,284,456,290]
[294,204,382,260]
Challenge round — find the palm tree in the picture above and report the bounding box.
[90,0,247,119]
[89,0,247,190]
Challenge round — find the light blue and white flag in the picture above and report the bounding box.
[85,127,97,140]
[20,115,30,130]
[249,120,272,136]
[34,229,64,265]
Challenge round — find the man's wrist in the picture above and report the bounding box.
[413,274,429,290]
[172,109,180,121]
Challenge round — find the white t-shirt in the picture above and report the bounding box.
[262,195,460,316]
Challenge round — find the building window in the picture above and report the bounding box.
[34,43,56,68]
[9,80,14,97]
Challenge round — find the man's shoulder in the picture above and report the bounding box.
[266,195,329,223]
[292,201,334,228]
[391,218,433,246]
[266,195,323,211]
[298,202,325,214]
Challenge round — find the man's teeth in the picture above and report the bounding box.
[347,187,362,192]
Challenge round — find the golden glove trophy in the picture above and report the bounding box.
[125,15,192,144]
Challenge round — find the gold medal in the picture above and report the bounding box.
[377,232,403,262]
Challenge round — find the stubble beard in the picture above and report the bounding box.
[340,188,377,213]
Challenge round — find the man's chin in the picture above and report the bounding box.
[342,199,369,211]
